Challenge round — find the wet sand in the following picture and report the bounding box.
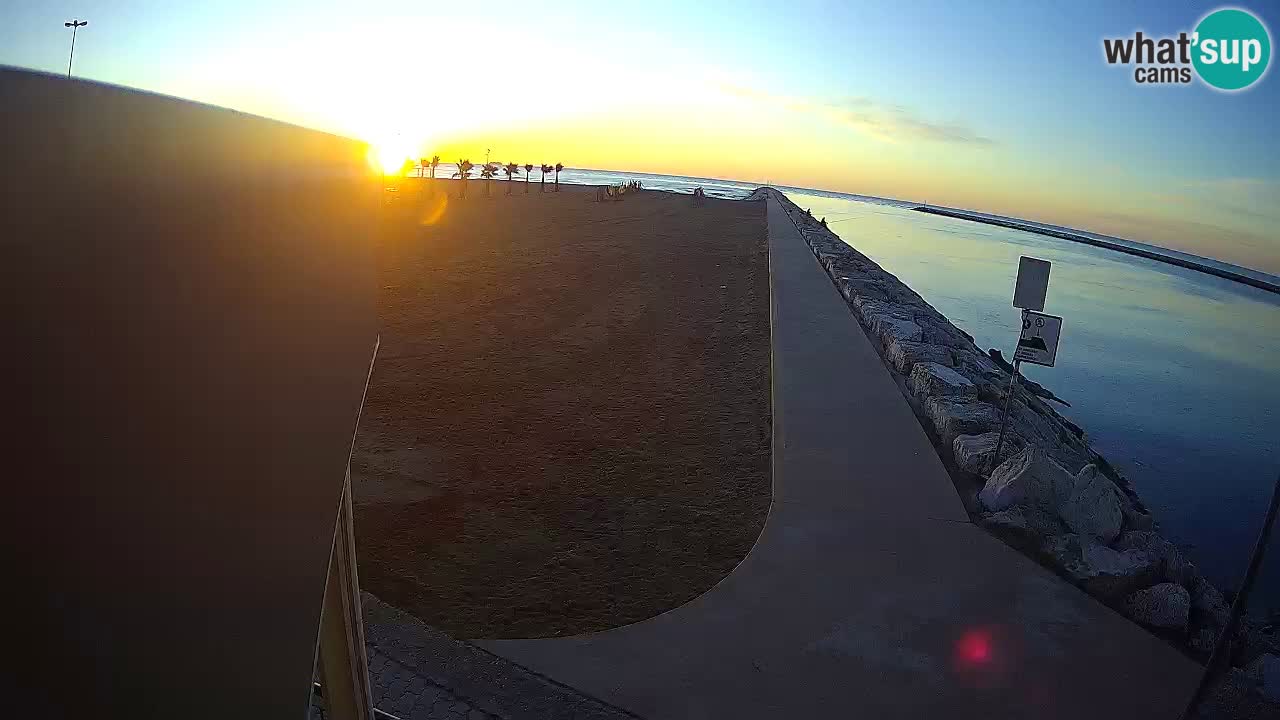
[353,180,771,638]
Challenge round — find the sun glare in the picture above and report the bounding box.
[369,132,422,175]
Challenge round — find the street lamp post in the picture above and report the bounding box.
[64,19,88,78]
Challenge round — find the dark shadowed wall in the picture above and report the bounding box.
[1,68,380,718]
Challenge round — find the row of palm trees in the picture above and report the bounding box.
[417,156,565,199]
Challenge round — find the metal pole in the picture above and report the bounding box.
[990,358,1020,472]
[989,309,1027,473]
[1180,470,1280,719]
[67,24,78,78]
[65,20,87,78]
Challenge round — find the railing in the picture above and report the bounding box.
[311,682,401,720]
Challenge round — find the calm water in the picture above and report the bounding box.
[437,165,1280,608]
[786,192,1280,610]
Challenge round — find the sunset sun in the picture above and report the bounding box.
[369,132,421,175]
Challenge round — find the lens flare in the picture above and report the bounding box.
[956,629,992,665]
[419,189,448,226]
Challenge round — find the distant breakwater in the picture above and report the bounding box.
[913,205,1280,295]
[756,187,1280,696]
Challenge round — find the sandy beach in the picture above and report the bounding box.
[352,180,771,638]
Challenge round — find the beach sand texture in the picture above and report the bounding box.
[352,181,772,638]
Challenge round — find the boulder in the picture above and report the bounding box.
[1008,397,1070,447]
[886,338,954,374]
[956,348,1005,381]
[1034,443,1095,476]
[817,254,842,273]
[1122,504,1156,532]
[910,362,977,398]
[1114,530,1195,586]
[855,300,922,344]
[915,315,973,348]
[1190,575,1233,630]
[848,297,888,323]
[1246,654,1280,703]
[1188,667,1276,719]
[952,432,1022,475]
[926,397,1003,447]
[1122,583,1190,630]
[1059,464,1124,544]
[1239,627,1280,673]
[1040,534,1160,600]
[979,446,1075,513]
[978,506,1066,553]
[834,276,889,304]
[874,315,923,344]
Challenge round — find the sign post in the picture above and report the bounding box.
[990,257,1062,472]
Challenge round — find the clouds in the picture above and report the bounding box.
[723,84,994,146]
[828,97,995,145]
[1138,176,1280,225]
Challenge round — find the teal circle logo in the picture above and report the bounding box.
[1193,8,1271,90]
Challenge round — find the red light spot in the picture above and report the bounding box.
[957,629,992,665]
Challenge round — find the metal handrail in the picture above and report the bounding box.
[311,681,402,720]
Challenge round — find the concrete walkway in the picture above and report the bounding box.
[478,194,1199,719]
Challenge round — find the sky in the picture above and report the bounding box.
[4,0,1279,274]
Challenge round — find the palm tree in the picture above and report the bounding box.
[540,164,552,193]
[503,163,519,194]
[480,163,498,197]
[454,159,474,198]
[430,155,441,179]
[419,158,429,179]
[554,162,564,192]
[524,163,533,193]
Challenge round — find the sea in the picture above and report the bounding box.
[431,164,1280,611]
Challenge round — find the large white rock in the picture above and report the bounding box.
[1123,583,1190,630]
[1115,530,1195,586]
[1059,464,1124,544]
[1041,534,1159,600]
[910,362,977,398]
[953,432,1022,475]
[978,506,1066,553]
[926,397,1003,447]
[979,446,1075,513]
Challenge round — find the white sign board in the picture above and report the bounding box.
[1013,256,1051,311]
[1015,311,1062,367]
